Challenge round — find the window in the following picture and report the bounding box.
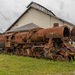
[54,23,59,27]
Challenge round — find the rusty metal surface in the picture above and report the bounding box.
[71,26,75,41]
[4,33,13,48]
[10,26,70,43]
[0,25,75,62]
[36,26,70,42]
[64,43,75,56]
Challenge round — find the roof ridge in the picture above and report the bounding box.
[27,1,56,16]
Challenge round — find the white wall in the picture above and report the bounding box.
[10,8,74,30]
[28,3,54,16]
[32,8,50,28]
[64,22,74,30]
[51,17,60,27]
[11,8,34,29]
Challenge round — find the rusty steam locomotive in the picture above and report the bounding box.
[0,25,75,61]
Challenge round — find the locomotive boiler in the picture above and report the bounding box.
[0,25,75,61]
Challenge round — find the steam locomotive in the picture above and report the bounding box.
[0,25,75,61]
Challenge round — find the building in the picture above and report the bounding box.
[6,2,75,33]
[7,23,41,33]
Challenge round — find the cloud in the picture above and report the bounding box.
[50,0,75,24]
[59,1,65,10]
[0,27,4,33]
[0,0,75,33]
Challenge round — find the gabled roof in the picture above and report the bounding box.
[27,1,56,16]
[6,23,41,33]
[6,2,75,32]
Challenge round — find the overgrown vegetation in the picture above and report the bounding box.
[0,54,75,75]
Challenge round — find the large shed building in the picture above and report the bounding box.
[6,2,75,33]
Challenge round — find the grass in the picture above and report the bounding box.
[0,54,75,75]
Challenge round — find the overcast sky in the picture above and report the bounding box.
[0,0,75,33]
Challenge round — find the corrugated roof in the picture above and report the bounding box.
[6,23,41,33]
